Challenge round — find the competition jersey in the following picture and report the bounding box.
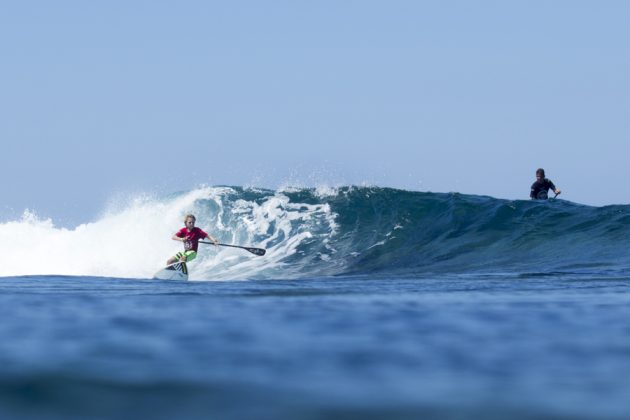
[175,227,209,252]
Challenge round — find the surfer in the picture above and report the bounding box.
[166,214,218,265]
[530,168,561,200]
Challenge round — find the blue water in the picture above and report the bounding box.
[2,187,630,419]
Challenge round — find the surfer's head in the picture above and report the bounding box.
[184,214,196,229]
[536,168,545,180]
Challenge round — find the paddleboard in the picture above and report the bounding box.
[153,262,188,280]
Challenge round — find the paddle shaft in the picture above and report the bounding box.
[199,241,266,256]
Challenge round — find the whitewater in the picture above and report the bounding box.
[0,186,338,279]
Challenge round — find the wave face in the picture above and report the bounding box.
[1,186,629,279]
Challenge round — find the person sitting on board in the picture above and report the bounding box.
[166,214,218,265]
[530,168,561,200]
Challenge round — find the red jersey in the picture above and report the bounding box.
[175,227,209,252]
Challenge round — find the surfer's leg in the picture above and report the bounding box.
[167,252,183,265]
[183,251,197,262]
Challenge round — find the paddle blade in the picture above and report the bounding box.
[245,247,266,256]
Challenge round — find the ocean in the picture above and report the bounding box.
[1,186,630,419]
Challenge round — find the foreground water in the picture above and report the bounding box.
[2,274,629,420]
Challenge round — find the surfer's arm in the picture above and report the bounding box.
[172,234,186,242]
[204,233,219,245]
[530,180,543,199]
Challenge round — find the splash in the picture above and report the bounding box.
[0,187,336,280]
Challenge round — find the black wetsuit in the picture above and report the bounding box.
[530,178,556,200]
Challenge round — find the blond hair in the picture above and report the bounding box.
[184,214,196,223]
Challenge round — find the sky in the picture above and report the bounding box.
[1,1,629,226]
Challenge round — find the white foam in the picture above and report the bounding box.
[0,187,338,280]
[193,190,337,280]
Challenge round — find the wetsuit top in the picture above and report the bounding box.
[530,178,556,200]
[175,227,209,252]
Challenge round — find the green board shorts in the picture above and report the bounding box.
[174,250,197,262]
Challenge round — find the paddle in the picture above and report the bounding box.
[199,241,266,256]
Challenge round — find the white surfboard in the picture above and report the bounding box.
[153,262,188,280]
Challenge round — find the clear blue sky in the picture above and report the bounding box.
[1,1,628,226]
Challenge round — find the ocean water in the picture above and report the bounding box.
[1,186,630,419]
